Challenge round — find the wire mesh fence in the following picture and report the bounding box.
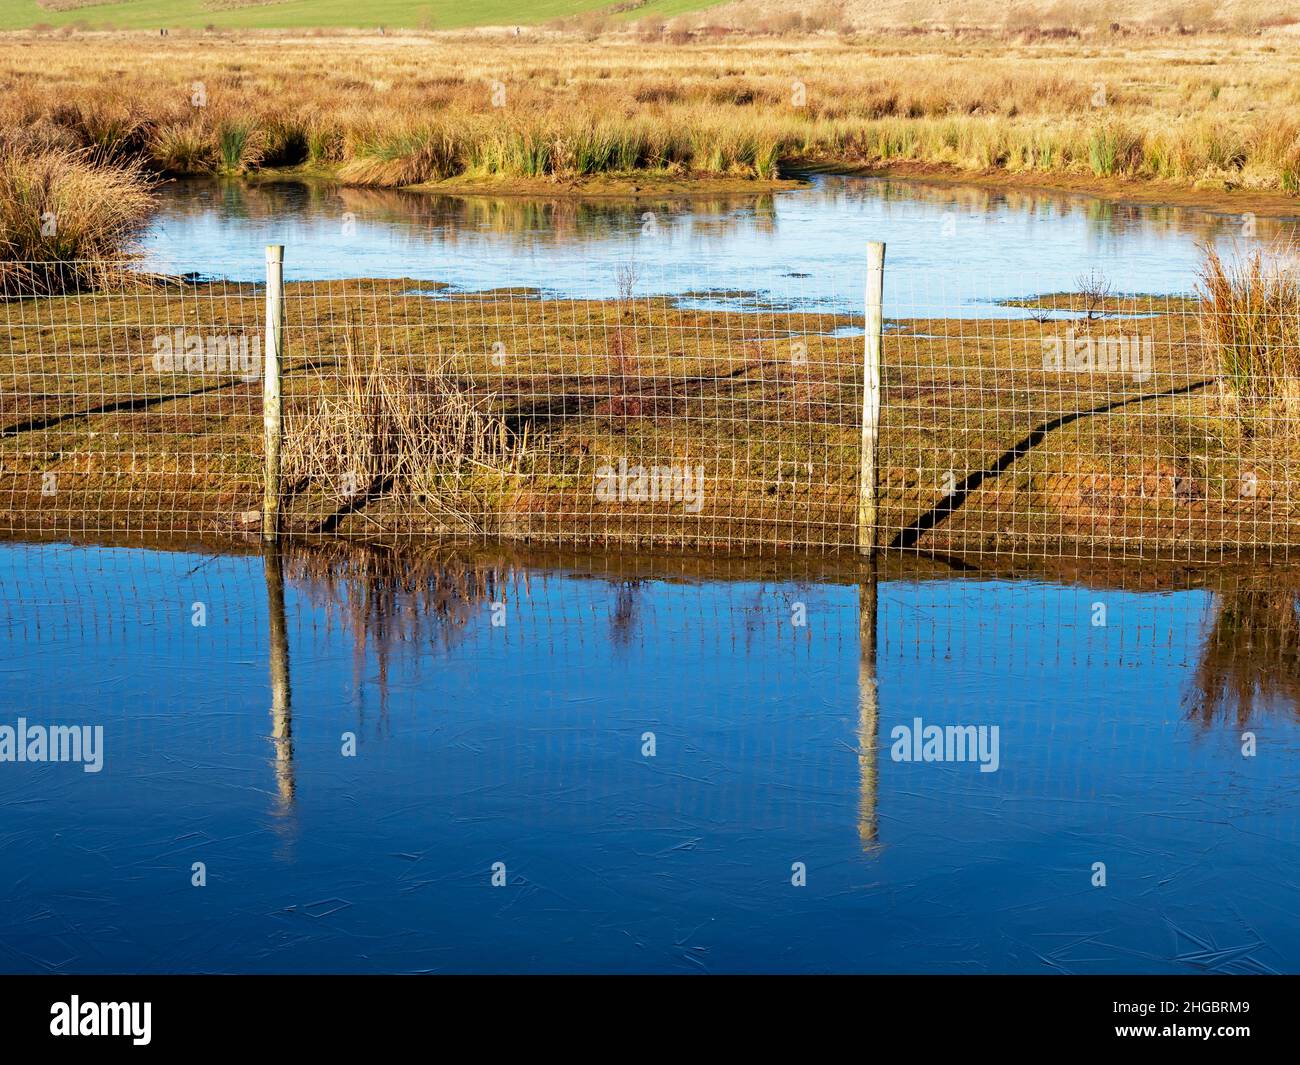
[0,263,264,541]
[882,260,1300,563]
[2,249,1298,561]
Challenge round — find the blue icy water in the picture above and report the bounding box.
[140,173,1300,315]
[1,541,1296,974]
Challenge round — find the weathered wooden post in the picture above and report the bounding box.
[262,245,284,542]
[857,244,886,843]
[858,241,885,555]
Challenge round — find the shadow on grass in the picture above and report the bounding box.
[890,377,1215,551]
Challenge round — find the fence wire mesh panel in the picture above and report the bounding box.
[1,256,867,551]
[274,261,866,552]
[1,262,264,541]
[881,258,1300,563]
[2,250,1298,561]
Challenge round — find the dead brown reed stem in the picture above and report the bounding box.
[607,262,643,419]
[282,327,530,533]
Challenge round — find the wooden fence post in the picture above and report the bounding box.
[858,241,885,555]
[262,245,284,542]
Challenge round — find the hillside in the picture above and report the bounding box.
[0,0,724,33]
[702,0,1299,33]
[1,0,1296,33]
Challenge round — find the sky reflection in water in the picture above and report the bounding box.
[141,175,1300,314]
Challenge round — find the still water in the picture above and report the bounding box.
[142,174,1300,313]
[1,541,1297,974]
[7,176,1300,973]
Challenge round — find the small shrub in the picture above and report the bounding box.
[283,329,528,532]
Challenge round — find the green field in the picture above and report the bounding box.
[0,0,723,32]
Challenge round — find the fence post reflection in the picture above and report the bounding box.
[264,544,295,813]
[858,564,880,851]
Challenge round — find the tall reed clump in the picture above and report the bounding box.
[336,114,783,187]
[337,124,464,186]
[1198,245,1300,427]
[1087,121,1144,177]
[149,122,217,174]
[1261,121,1300,192]
[51,100,152,164]
[215,120,262,173]
[0,146,155,295]
[259,114,310,167]
[282,330,529,533]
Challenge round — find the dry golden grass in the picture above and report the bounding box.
[1,29,1299,191]
[1199,244,1300,426]
[0,143,155,293]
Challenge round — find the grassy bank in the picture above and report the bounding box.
[3,271,1300,558]
[1,30,1299,195]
